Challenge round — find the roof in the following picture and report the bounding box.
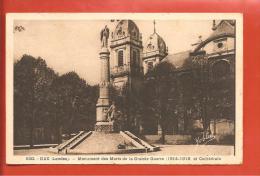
[112,20,140,40]
[143,32,167,56]
[210,20,235,39]
[162,50,191,70]
[194,20,235,52]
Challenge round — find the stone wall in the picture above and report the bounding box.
[143,135,192,145]
[210,119,234,135]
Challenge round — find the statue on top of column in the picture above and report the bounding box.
[100,25,110,48]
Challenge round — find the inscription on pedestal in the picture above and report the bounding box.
[95,122,115,133]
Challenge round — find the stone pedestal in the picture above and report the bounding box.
[96,97,109,122]
[95,121,114,133]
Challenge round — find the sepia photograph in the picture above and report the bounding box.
[6,13,243,164]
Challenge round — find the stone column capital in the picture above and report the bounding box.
[100,47,110,55]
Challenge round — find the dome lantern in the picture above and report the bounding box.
[111,20,141,41]
[143,20,168,59]
[143,20,168,75]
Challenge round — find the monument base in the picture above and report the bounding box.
[95,121,114,133]
[49,130,160,154]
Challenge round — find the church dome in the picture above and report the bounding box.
[112,20,140,40]
[144,32,167,57]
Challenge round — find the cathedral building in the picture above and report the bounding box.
[110,20,143,94]
[109,20,235,143]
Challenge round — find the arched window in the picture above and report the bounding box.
[118,50,124,66]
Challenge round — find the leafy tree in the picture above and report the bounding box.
[14,55,98,145]
[49,71,98,134]
[187,54,235,135]
[14,55,58,146]
[143,62,176,144]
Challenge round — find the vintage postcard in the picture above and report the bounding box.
[6,13,243,164]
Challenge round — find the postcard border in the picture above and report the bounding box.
[5,13,243,165]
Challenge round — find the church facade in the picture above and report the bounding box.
[110,20,144,94]
[108,20,235,142]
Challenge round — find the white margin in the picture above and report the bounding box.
[6,13,243,165]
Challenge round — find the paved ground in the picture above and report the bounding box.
[14,145,234,156]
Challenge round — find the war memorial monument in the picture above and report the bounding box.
[49,25,159,154]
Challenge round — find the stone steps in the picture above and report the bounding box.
[121,131,160,152]
[49,130,159,154]
[66,131,92,150]
[119,131,147,151]
[50,131,90,153]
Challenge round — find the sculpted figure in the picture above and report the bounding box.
[100,25,110,48]
[107,101,116,122]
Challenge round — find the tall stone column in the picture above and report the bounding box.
[96,47,110,122]
[95,25,114,132]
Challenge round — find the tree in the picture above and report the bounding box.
[143,61,176,144]
[50,71,98,134]
[14,55,99,145]
[14,55,58,146]
[189,54,211,133]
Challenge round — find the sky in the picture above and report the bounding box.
[14,20,213,85]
